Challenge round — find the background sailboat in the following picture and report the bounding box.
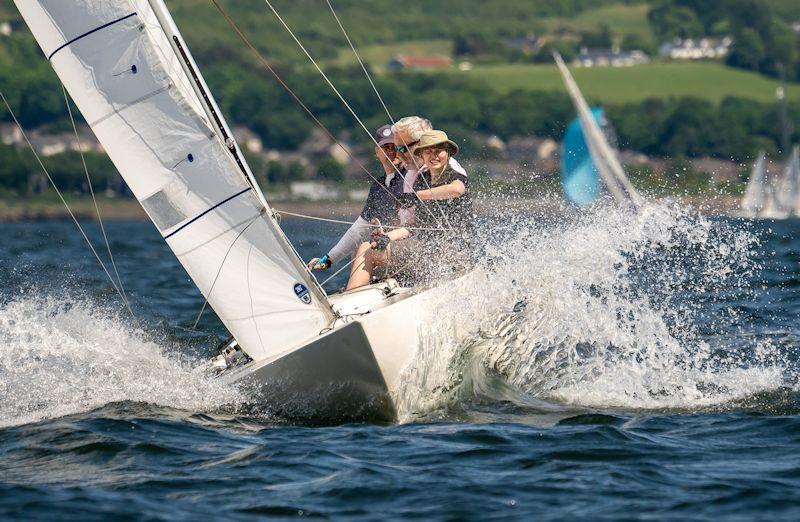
[739,146,799,219]
[553,52,643,209]
[562,108,625,207]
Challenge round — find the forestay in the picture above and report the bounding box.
[14,0,335,362]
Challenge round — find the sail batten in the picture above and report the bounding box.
[15,0,335,362]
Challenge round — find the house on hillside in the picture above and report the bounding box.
[574,48,649,68]
[386,55,453,71]
[502,33,540,52]
[792,22,800,34]
[659,37,732,60]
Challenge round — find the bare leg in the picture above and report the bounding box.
[346,243,390,290]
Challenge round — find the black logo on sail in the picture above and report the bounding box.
[294,283,312,304]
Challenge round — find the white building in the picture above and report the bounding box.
[659,37,732,60]
[574,48,650,68]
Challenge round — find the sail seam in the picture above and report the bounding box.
[89,85,171,127]
[48,12,138,61]
[164,186,253,239]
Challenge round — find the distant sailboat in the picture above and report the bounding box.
[739,146,799,219]
[553,52,643,208]
[740,150,769,217]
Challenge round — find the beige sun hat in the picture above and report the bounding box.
[413,130,459,156]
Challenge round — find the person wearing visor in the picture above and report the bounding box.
[307,124,405,272]
[345,130,473,290]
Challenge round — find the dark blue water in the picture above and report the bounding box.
[1,206,800,520]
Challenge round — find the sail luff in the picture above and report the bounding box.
[14,0,336,362]
[553,52,643,207]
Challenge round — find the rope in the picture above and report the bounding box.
[260,0,450,231]
[209,0,409,217]
[0,91,132,314]
[322,0,453,229]
[273,208,446,232]
[319,256,356,287]
[61,85,133,317]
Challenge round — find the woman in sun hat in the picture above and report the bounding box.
[345,130,473,290]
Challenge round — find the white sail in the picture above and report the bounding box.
[777,146,800,215]
[553,52,643,208]
[740,150,767,217]
[14,0,335,362]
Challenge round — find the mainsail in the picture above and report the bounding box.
[14,0,336,362]
[553,52,643,208]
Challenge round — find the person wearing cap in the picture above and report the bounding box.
[345,130,473,290]
[307,124,405,271]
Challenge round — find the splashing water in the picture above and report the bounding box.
[396,201,789,419]
[0,296,243,428]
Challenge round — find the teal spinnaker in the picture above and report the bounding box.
[562,108,603,206]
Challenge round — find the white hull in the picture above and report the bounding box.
[219,279,448,421]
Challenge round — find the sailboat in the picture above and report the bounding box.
[553,52,643,208]
[739,146,800,219]
[13,0,467,421]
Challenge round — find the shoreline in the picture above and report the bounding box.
[0,195,741,222]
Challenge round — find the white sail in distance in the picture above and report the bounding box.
[14,0,336,362]
[740,150,768,217]
[777,146,800,215]
[553,52,643,208]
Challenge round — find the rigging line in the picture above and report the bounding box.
[192,211,262,329]
[324,0,392,123]
[323,0,453,230]
[0,91,129,310]
[319,255,356,287]
[272,209,447,232]
[260,0,451,231]
[61,85,133,317]
[209,0,408,216]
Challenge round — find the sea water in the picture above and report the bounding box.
[1,203,799,520]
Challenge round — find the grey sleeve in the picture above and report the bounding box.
[327,216,371,265]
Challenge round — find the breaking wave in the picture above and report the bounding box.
[395,201,792,420]
[0,296,243,428]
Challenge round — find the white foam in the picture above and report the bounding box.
[0,296,244,428]
[396,201,787,417]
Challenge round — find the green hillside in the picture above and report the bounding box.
[460,62,800,103]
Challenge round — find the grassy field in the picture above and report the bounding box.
[458,62,800,103]
[543,3,653,40]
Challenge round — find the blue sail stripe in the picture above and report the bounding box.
[164,187,253,240]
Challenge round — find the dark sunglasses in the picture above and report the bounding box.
[395,140,419,153]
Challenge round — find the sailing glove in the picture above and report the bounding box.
[371,233,391,250]
[309,255,331,270]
